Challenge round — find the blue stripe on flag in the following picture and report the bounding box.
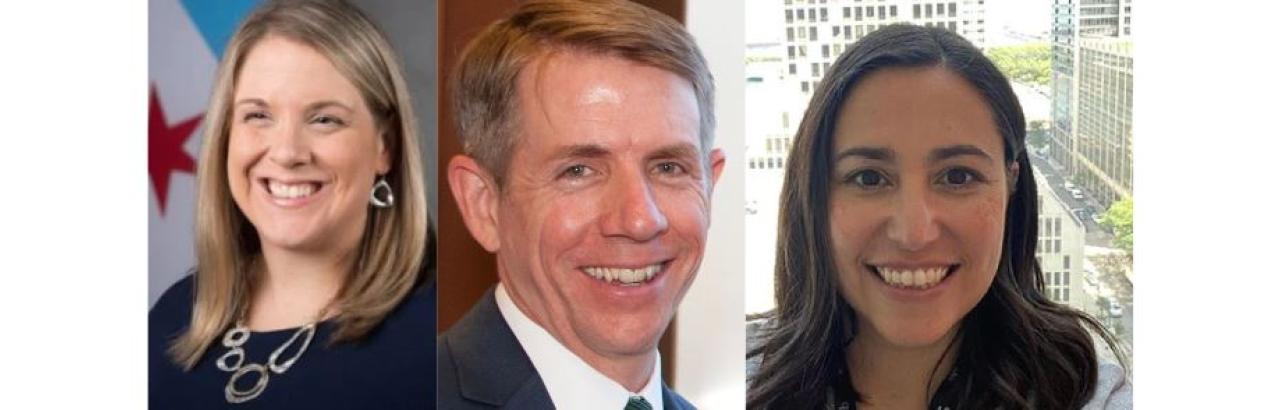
[179,0,261,58]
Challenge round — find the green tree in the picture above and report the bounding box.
[1101,197,1133,253]
[985,42,1051,88]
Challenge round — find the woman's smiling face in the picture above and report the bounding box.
[227,35,389,256]
[828,65,1015,348]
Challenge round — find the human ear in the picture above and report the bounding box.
[447,155,502,252]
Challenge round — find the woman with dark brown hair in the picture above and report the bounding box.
[747,24,1129,409]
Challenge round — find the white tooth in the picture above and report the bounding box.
[891,270,903,286]
[911,270,922,287]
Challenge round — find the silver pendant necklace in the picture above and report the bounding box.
[215,320,318,403]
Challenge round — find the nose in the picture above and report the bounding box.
[603,169,669,242]
[266,122,312,167]
[886,184,940,252]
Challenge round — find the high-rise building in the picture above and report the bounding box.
[781,0,986,99]
[1075,37,1132,206]
[1050,0,1132,208]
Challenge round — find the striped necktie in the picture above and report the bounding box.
[624,396,653,410]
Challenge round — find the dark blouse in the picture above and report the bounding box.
[148,275,436,409]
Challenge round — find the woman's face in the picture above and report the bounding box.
[227,35,389,256]
[828,66,1014,349]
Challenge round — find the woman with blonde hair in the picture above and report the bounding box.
[148,0,434,407]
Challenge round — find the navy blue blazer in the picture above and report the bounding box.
[436,288,695,409]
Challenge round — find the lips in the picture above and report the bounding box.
[867,264,958,290]
[581,262,666,286]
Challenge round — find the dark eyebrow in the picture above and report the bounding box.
[928,144,995,164]
[834,147,894,162]
[647,142,701,162]
[551,144,611,161]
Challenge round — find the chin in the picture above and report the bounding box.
[870,319,959,349]
[579,313,669,356]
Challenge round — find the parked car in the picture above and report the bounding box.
[1109,299,1124,317]
[1070,189,1085,200]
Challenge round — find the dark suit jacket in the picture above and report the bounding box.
[437,288,696,409]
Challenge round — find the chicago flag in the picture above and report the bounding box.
[149,0,259,306]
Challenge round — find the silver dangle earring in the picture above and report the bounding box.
[370,175,394,208]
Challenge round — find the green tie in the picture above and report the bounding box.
[624,396,652,410]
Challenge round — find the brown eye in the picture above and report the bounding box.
[937,167,985,189]
[848,170,886,188]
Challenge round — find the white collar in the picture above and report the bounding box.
[496,284,664,410]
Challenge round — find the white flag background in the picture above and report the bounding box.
[148,0,437,307]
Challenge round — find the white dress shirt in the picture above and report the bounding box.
[496,284,664,410]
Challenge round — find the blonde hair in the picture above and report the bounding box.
[169,0,429,370]
[451,0,715,185]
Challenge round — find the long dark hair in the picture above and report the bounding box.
[747,24,1124,409]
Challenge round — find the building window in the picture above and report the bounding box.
[856,7,862,21]
[821,8,828,22]
[949,3,957,17]
[878,6,885,19]
[811,62,819,77]
[822,45,829,58]
[801,81,809,93]
[948,21,956,32]
[890,5,897,18]
[1064,255,1070,269]
[787,27,795,41]
[788,46,795,58]
[844,25,852,40]
[914,4,921,19]
[926,5,932,18]
[788,63,796,75]
[797,9,805,20]
[844,7,850,18]
[786,10,794,23]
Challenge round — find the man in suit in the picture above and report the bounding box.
[440,0,725,409]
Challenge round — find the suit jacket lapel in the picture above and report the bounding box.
[446,288,555,409]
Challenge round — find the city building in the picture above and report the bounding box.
[782,0,986,98]
[1050,0,1132,208]
[1034,168,1095,315]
